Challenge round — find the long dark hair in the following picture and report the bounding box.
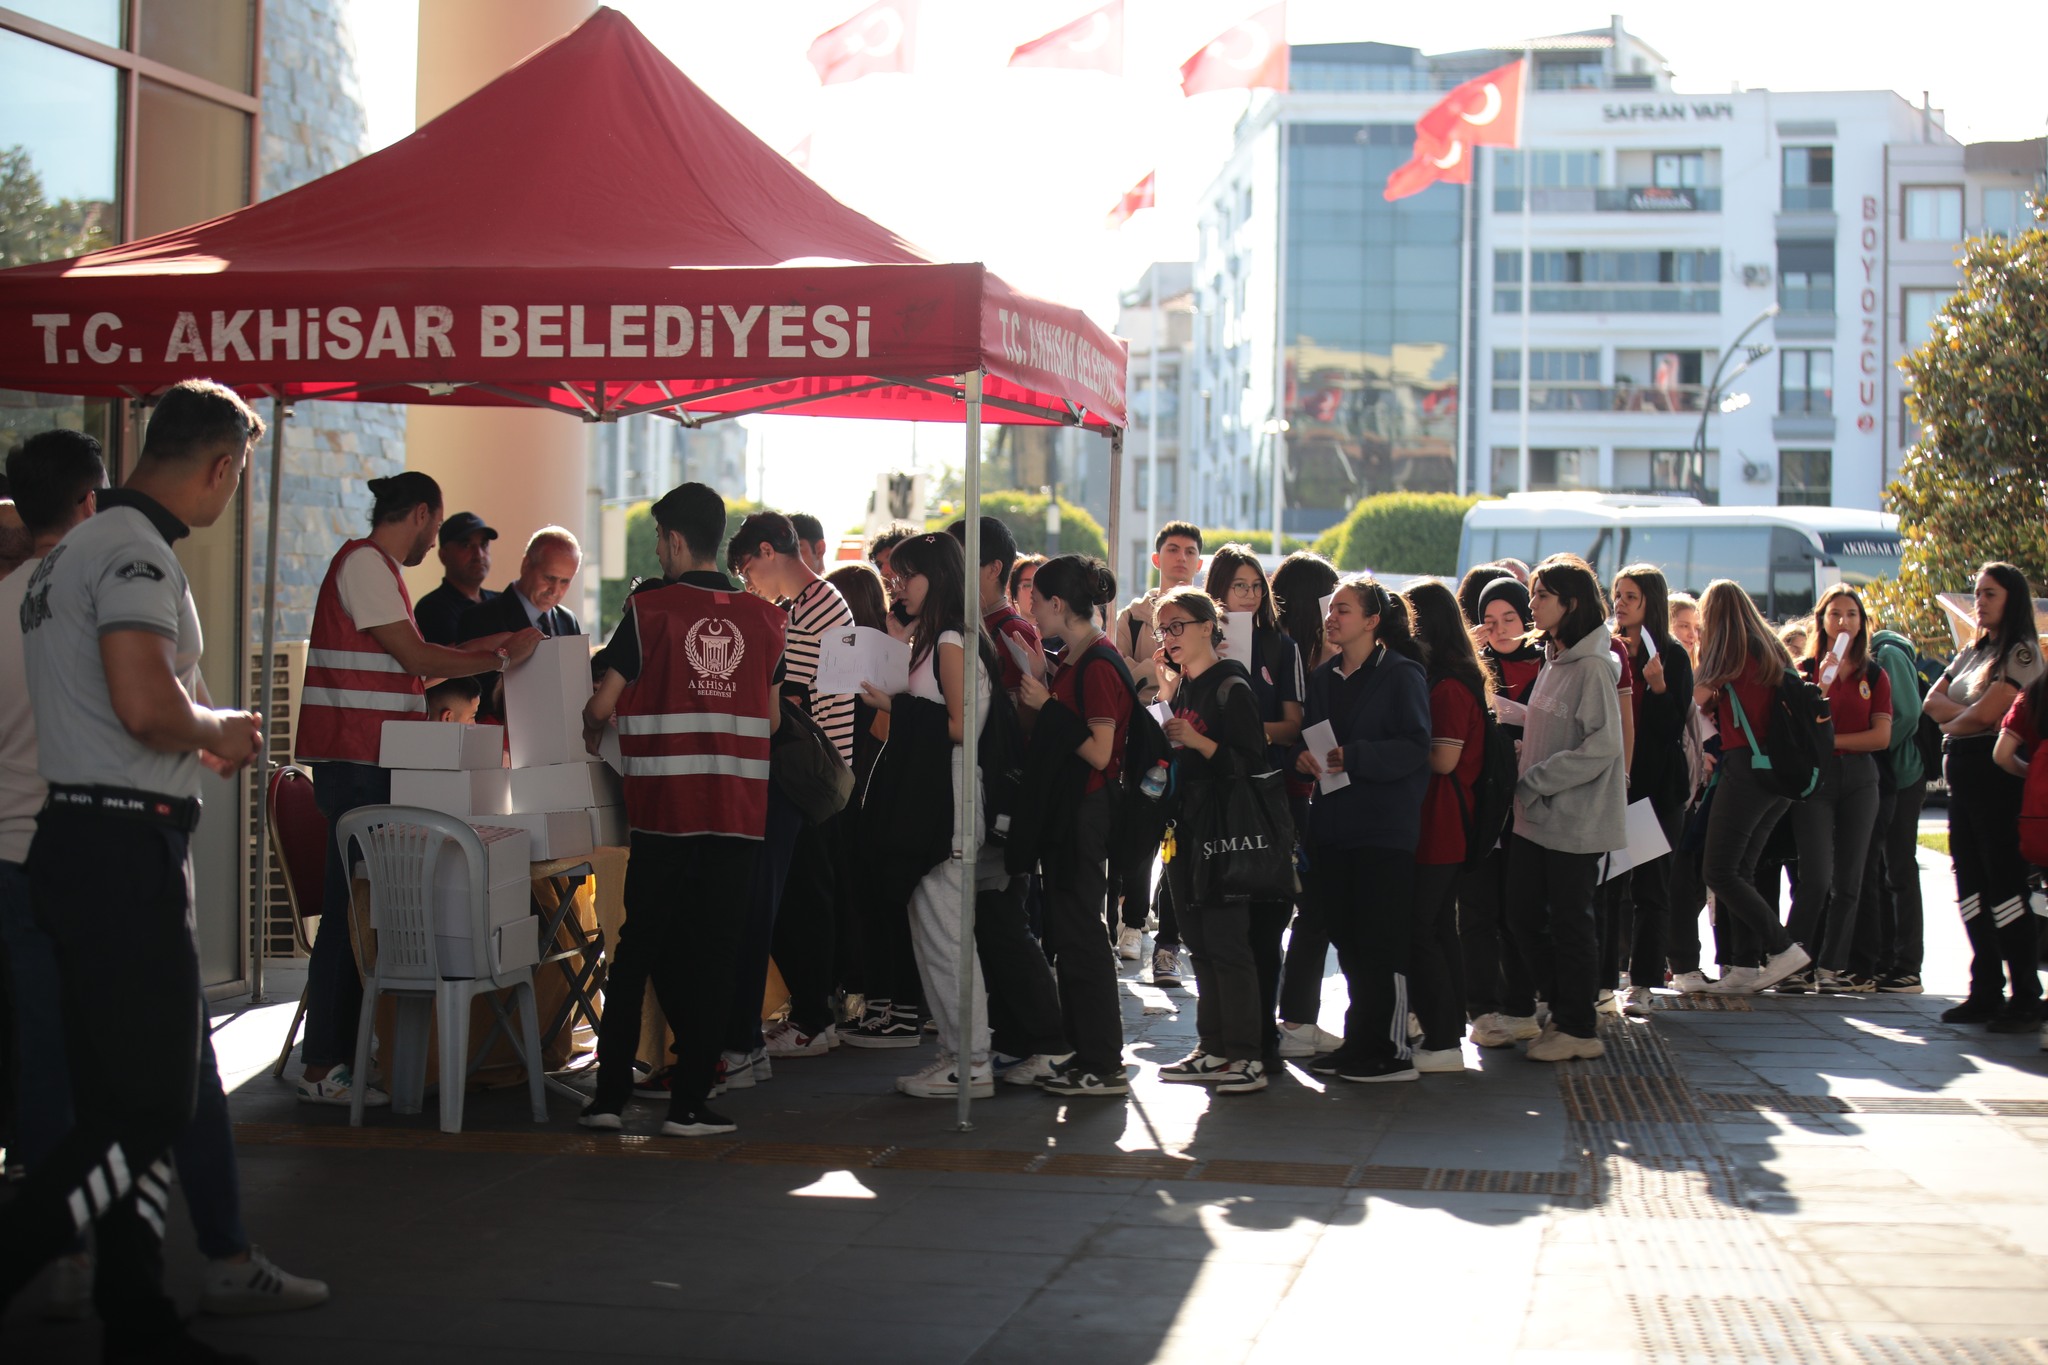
[1612,562,1672,667]
[1272,551,1338,660]
[1338,575,1422,664]
[889,531,972,671]
[1805,583,1871,674]
[1976,561,2039,668]
[1203,543,1278,631]
[1405,580,1492,705]
[1530,554,1606,650]
[827,563,887,632]
[1458,563,1514,627]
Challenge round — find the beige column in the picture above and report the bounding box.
[404,0,599,613]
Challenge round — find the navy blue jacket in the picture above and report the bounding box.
[1300,645,1432,852]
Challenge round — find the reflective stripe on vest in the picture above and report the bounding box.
[295,540,425,764]
[621,754,774,779]
[616,712,772,738]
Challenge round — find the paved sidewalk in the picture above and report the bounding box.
[7,844,2048,1363]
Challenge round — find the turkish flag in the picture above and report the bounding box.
[1383,57,1524,200]
[1106,170,1155,228]
[1011,1,1121,74]
[808,1,916,86]
[1180,3,1288,97]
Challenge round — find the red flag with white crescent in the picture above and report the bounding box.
[1106,170,1155,228]
[808,1,916,86]
[1180,3,1288,97]
[1010,1,1122,74]
[1383,57,1524,200]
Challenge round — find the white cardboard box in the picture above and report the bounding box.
[506,636,593,769]
[391,768,513,817]
[489,809,593,861]
[509,761,622,813]
[491,916,541,975]
[430,825,532,977]
[587,804,626,847]
[379,720,505,771]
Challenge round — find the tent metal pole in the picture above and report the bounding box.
[956,369,984,1131]
[250,394,289,1005]
[1105,427,1123,588]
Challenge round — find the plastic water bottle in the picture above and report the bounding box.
[1139,760,1170,801]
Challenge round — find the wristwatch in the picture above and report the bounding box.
[493,647,511,672]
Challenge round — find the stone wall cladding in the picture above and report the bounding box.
[253,0,406,642]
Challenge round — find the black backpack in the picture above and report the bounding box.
[1074,641,1175,871]
[1455,698,1520,868]
[1727,666,1834,801]
[1871,636,1943,786]
[977,639,1027,845]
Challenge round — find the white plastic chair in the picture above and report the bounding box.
[336,806,548,1133]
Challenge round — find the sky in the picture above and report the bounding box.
[345,0,2048,531]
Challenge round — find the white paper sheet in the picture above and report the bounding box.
[1601,798,1671,883]
[1320,591,1337,622]
[1001,631,1037,678]
[1491,694,1529,727]
[816,625,910,697]
[1147,701,1174,726]
[1302,719,1350,794]
[1219,611,1254,666]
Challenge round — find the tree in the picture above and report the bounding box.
[0,146,111,268]
[1867,202,2048,654]
[1313,492,1484,574]
[925,488,1105,562]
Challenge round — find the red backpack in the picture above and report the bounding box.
[2021,737,2048,867]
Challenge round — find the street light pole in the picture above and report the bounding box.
[1690,302,1781,501]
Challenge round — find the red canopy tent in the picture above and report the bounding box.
[0,7,1127,1122]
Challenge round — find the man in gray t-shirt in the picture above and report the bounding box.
[0,381,272,1357]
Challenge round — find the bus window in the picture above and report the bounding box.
[1458,527,1492,573]
[1770,527,1818,621]
[1532,527,1610,575]
[1688,527,1772,608]
[1819,532,1903,587]
[1618,526,1689,590]
[1494,528,1537,566]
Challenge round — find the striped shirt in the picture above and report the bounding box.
[785,576,857,762]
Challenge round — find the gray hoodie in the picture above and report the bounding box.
[1514,623,1629,854]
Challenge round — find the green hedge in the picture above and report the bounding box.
[927,488,1106,562]
[597,497,764,637]
[1313,493,1486,575]
[1194,528,1313,557]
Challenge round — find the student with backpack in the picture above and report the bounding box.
[1924,562,2045,1031]
[1781,586,1892,993]
[1270,552,1345,1053]
[1152,587,1275,1093]
[1994,673,2048,978]
[1857,619,1932,992]
[1463,576,1545,1047]
[1692,581,1814,995]
[1016,555,1138,1096]
[1295,578,1433,1083]
[1610,564,1695,1015]
[1504,555,1629,1060]
[1404,582,1493,1072]
[1204,545,1306,1054]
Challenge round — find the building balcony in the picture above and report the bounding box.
[1782,185,1834,212]
[1494,285,1721,315]
[1491,383,1710,414]
[1493,186,1722,213]
[1773,412,1837,440]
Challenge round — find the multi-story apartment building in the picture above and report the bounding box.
[1187,18,2045,534]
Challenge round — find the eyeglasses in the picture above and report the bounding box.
[1157,618,1205,638]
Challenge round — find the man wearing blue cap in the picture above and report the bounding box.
[413,510,498,645]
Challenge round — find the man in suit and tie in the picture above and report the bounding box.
[461,525,585,722]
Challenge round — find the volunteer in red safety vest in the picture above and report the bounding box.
[576,482,785,1138]
[293,472,542,1107]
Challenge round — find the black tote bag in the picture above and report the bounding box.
[1183,767,1298,903]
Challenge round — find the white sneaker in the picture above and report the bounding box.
[1002,1053,1065,1086]
[1623,986,1655,1018]
[1670,971,1712,994]
[896,1055,994,1099]
[1752,943,1813,992]
[1276,1022,1344,1057]
[1527,1028,1606,1062]
[295,1063,389,1108]
[1596,989,1623,1016]
[1469,1013,1541,1048]
[1407,1012,1423,1041]
[1211,1059,1268,1094]
[762,1020,834,1058]
[1412,1046,1466,1074]
[1116,925,1144,961]
[720,1049,763,1089]
[200,1246,330,1316]
[1703,966,1762,996]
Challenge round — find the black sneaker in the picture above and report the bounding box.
[1334,1055,1420,1084]
[661,1106,738,1137]
[840,1010,925,1049]
[1037,1063,1131,1096]
[1940,998,2004,1024]
[1877,974,1924,994]
[1987,1004,2045,1035]
[1773,969,1816,994]
[1306,1049,1363,1077]
[577,1101,623,1131]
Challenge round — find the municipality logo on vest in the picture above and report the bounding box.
[685,617,746,693]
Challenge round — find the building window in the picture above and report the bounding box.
[1496,149,1601,189]
[1777,241,1834,314]
[1134,459,1179,510]
[1982,188,2036,238]
[1782,147,1833,211]
[1779,450,1832,506]
[1779,350,1833,415]
[1494,249,1721,313]
[1901,287,1948,345]
[1492,349,1601,411]
[1489,446,1594,493]
[1903,186,1963,241]
[1655,153,1705,189]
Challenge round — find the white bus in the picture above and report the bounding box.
[1457,493,1901,622]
